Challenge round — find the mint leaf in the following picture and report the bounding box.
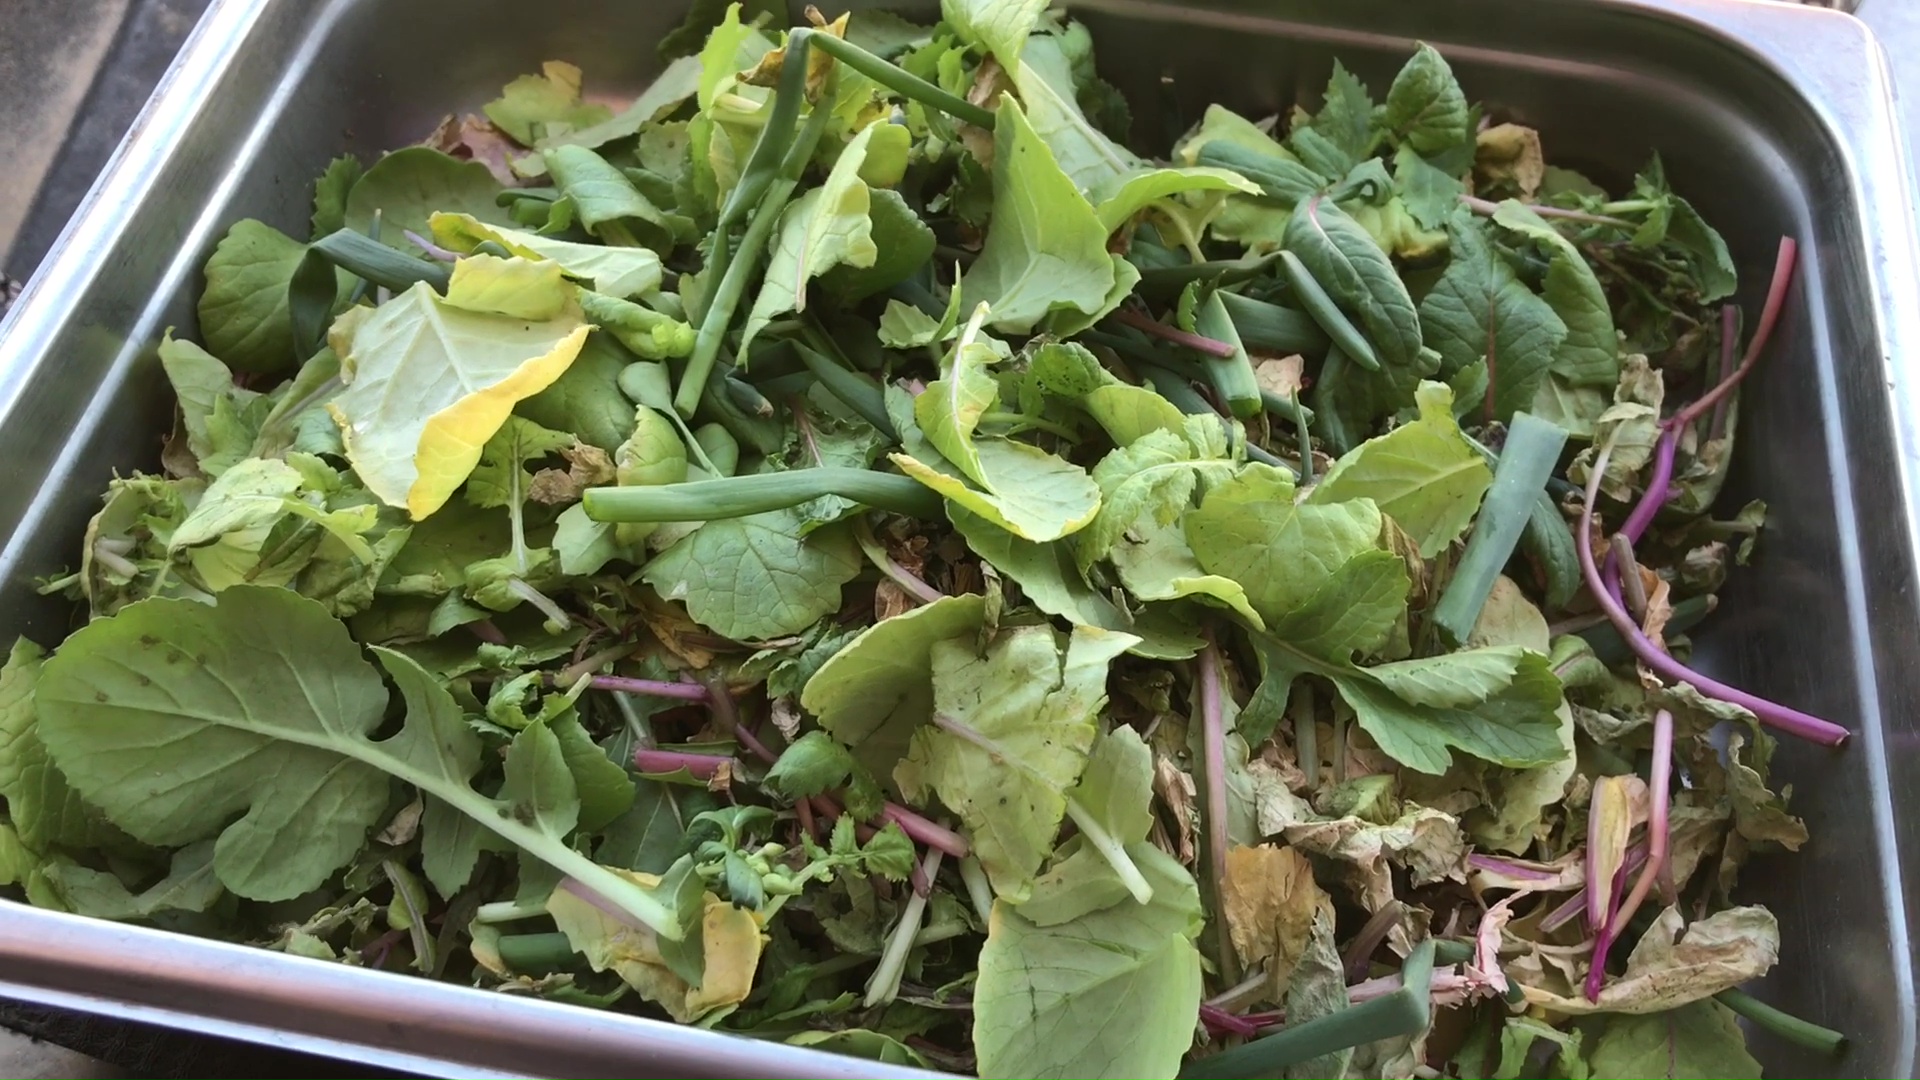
[1313,60,1376,161]
[1185,463,1385,624]
[802,594,988,780]
[197,219,308,374]
[36,587,681,933]
[959,96,1118,334]
[1492,201,1621,388]
[1586,1002,1759,1079]
[1283,196,1423,370]
[897,625,1137,900]
[1419,209,1569,421]
[642,511,861,641]
[1384,44,1470,155]
[974,842,1202,1079]
[1309,381,1492,558]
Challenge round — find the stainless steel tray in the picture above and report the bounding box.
[1,0,1917,1076]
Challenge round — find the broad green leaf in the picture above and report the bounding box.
[553,503,629,575]
[485,61,613,146]
[543,145,679,243]
[1384,44,1470,154]
[0,639,127,853]
[167,456,362,590]
[40,842,224,920]
[1366,645,1535,707]
[1186,463,1385,624]
[599,781,710,874]
[960,96,1118,334]
[327,281,589,519]
[1089,166,1260,234]
[1394,143,1465,231]
[310,155,364,240]
[1008,34,1144,195]
[915,328,1001,485]
[898,625,1137,899]
[1284,197,1423,369]
[696,2,776,111]
[894,439,1101,543]
[1077,428,1233,571]
[1070,725,1153,845]
[801,593,988,784]
[466,417,574,510]
[345,148,512,254]
[1493,1017,1586,1080]
[518,333,644,451]
[432,212,663,298]
[1419,209,1569,421]
[1585,1002,1758,1079]
[1262,549,1410,662]
[1521,905,1778,1015]
[36,588,678,931]
[1334,651,1565,774]
[1109,517,1265,631]
[742,122,881,348]
[197,219,307,374]
[549,712,634,833]
[443,255,571,321]
[1026,341,1188,446]
[159,330,266,476]
[1309,381,1492,557]
[1532,373,1609,440]
[642,511,862,641]
[974,843,1202,1079]
[941,0,1047,65]
[1492,200,1620,387]
[822,189,936,302]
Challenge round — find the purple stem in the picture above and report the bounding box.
[1200,1005,1262,1039]
[1542,843,1648,934]
[633,748,729,778]
[403,229,462,263]
[1584,860,1634,1001]
[1577,439,1849,747]
[1467,854,1562,882]
[881,803,970,859]
[1342,902,1403,981]
[1112,307,1239,359]
[585,675,709,701]
[1708,304,1739,444]
[1605,710,1674,937]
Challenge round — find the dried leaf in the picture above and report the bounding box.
[1221,844,1325,1001]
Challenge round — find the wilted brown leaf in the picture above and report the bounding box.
[1222,844,1325,1002]
[1475,123,1546,198]
[1522,905,1779,1015]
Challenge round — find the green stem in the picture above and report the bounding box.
[718,31,813,232]
[1715,989,1848,1056]
[1063,796,1153,905]
[852,515,943,604]
[958,856,995,924]
[793,340,895,436]
[863,847,944,1007]
[1431,413,1568,645]
[496,932,580,973]
[1291,390,1314,483]
[677,178,797,417]
[582,468,943,522]
[809,32,997,130]
[474,899,549,924]
[980,410,1080,442]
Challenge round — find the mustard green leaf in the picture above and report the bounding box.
[821,188,937,303]
[159,330,267,476]
[697,2,776,112]
[197,219,307,375]
[1418,209,1568,422]
[345,148,512,255]
[941,0,1047,65]
[1008,33,1144,195]
[443,254,572,321]
[1077,427,1236,572]
[742,123,881,349]
[466,416,575,511]
[899,625,1138,899]
[642,511,862,641]
[1333,650,1566,774]
[326,281,589,519]
[40,842,224,921]
[552,502,630,576]
[1089,166,1260,234]
[484,61,614,147]
[1185,463,1385,624]
[1585,1002,1760,1080]
[432,212,664,299]
[892,439,1101,543]
[1262,549,1409,663]
[1070,725,1154,846]
[1492,200,1620,388]
[974,842,1203,1080]
[543,145,681,243]
[310,154,364,240]
[915,329,1001,487]
[0,638,130,854]
[1384,43,1470,155]
[801,593,987,780]
[1109,517,1266,630]
[517,333,644,451]
[1308,381,1493,558]
[549,711,633,833]
[959,96,1117,335]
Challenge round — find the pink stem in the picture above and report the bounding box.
[1113,307,1238,359]
[1200,1005,1262,1039]
[403,229,461,263]
[1577,437,1849,746]
[1467,854,1561,882]
[632,749,729,778]
[586,675,709,701]
[882,803,970,859]
[1607,710,1674,938]
[1585,784,1612,930]
[1542,843,1649,933]
[1585,866,1633,1001]
[1670,238,1797,432]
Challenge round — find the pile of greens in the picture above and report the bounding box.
[0,2,1854,1076]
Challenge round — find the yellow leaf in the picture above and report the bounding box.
[1220,844,1325,1001]
[443,254,570,321]
[327,283,588,520]
[546,869,766,1023]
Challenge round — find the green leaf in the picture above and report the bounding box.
[1309,381,1492,557]
[311,155,364,240]
[518,333,644,451]
[742,122,881,348]
[1494,1016,1586,1080]
[159,331,267,477]
[543,145,681,244]
[959,96,1118,334]
[466,417,574,510]
[894,440,1101,543]
[1585,1002,1760,1079]
[1393,144,1465,231]
[1418,209,1569,421]
[696,2,776,110]
[1185,463,1385,624]
[327,281,589,519]
[37,588,680,934]
[974,842,1203,1080]
[642,511,862,641]
[1009,33,1145,195]
[764,730,859,799]
[1070,725,1153,845]
[0,639,128,853]
[822,189,936,302]
[941,0,1046,65]
[549,712,635,832]
[1335,651,1565,774]
[1313,61,1377,162]
[345,148,512,255]
[600,781,710,874]
[915,334,1001,487]
[1108,517,1265,631]
[1078,428,1233,571]
[513,56,704,176]
[1262,549,1410,663]
[552,503,629,576]
[1284,197,1423,370]
[1492,200,1620,388]
[802,593,987,786]
[787,1029,928,1067]
[432,212,664,299]
[898,625,1137,900]
[443,255,571,321]
[1384,44,1470,154]
[40,842,224,921]
[198,219,308,374]
[1088,166,1260,234]
[485,61,614,146]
